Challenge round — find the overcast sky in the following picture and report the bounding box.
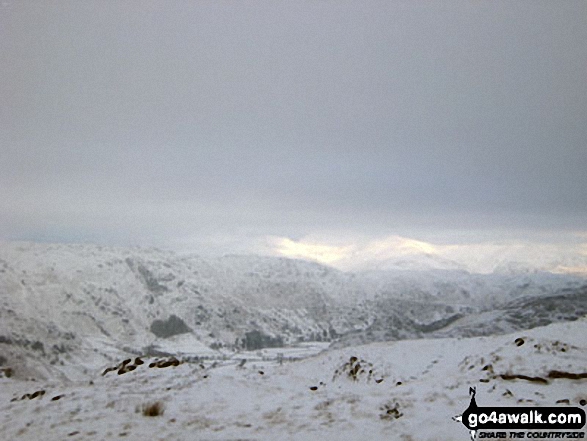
[1,1,586,259]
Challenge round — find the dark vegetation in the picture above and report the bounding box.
[141,401,165,417]
[150,315,191,338]
[332,355,384,383]
[380,402,403,420]
[11,389,45,402]
[240,330,284,351]
[102,356,182,376]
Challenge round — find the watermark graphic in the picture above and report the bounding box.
[453,387,586,440]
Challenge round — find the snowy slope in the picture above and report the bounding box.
[0,319,586,441]
[335,284,587,347]
[0,242,360,379]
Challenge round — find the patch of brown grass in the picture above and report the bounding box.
[142,401,165,417]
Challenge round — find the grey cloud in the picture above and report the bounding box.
[1,1,586,248]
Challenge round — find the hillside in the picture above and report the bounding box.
[0,241,585,381]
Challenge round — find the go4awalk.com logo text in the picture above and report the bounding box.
[453,388,586,440]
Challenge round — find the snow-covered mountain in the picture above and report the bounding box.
[1,241,586,440]
[0,241,585,382]
[274,235,587,276]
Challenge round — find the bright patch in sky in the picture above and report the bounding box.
[269,234,587,275]
[362,236,438,256]
[270,237,354,265]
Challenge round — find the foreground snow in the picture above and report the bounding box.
[1,319,586,441]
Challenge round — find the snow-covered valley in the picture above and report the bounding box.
[0,241,586,440]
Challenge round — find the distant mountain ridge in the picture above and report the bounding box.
[0,241,585,380]
[277,235,587,275]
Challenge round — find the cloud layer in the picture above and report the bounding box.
[1,1,585,254]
